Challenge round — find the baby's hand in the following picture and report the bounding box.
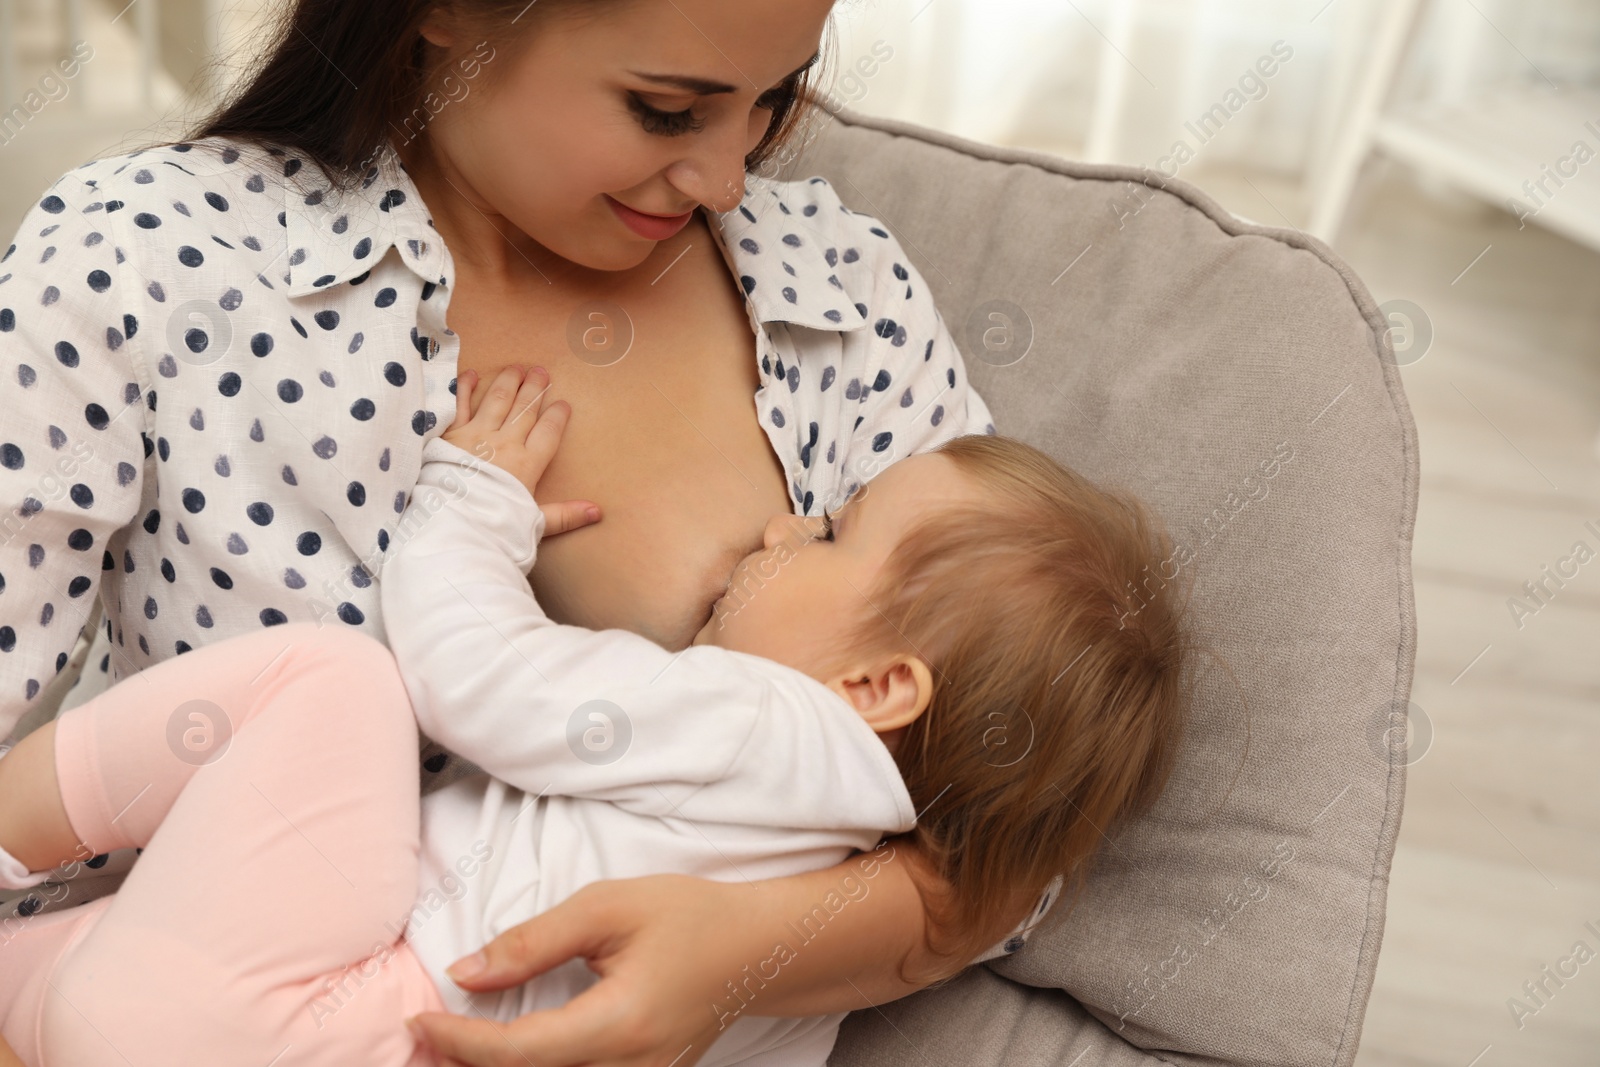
[443,365,601,537]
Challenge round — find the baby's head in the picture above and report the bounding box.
[695,434,1191,971]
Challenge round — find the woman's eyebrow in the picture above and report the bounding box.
[629,51,821,96]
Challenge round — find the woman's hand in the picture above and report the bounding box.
[405,874,749,1067]
[445,365,601,537]
[403,845,1018,1067]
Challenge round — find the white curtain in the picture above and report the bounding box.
[827,0,1600,178]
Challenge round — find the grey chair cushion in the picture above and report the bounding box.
[796,110,1418,1067]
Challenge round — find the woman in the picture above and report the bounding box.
[0,0,1048,1063]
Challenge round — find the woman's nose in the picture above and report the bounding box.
[664,124,751,213]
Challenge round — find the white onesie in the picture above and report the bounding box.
[380,435,916,1067]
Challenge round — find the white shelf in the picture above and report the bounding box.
[1373,85,1600,251]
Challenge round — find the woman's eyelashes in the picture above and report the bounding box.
[628,86,789,138]
[628,94,706,136]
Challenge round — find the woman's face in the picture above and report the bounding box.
[414,0,836,272]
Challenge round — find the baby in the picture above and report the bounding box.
[387,362,1193,1063]
[0,364,1189,1067]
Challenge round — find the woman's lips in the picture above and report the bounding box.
[604,195,695,241]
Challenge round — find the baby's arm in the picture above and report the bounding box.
[381,446,683,786]
[381,367,910,835]
[380,367,756,803]
[382,366,633,779]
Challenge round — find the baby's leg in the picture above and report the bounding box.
[28,622,443,1066]
[0,719,89,877]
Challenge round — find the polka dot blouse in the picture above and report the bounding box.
[0,136,996,743]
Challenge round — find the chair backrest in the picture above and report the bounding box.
[792,108,1417,1067]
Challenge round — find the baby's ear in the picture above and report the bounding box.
[834,655,934,733]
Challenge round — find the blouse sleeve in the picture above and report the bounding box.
[827,201,996,501]
[379,437,765,806]
[0,177,149,740]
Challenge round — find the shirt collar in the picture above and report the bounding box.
[284,151,869,335]
[706,176,872,332]
[284,142,450,298]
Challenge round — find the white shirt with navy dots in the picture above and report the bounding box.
[0,136,1057,960]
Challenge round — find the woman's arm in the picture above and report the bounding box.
[691,838,1036,1015]
[0,1032,24,1067]
[407,839,1036,1067]
[0,179,148,739]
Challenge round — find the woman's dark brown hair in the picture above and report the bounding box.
[838,434,1195,980]
[187,0,829,191]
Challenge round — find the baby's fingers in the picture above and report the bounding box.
[475,364,527,428]
[541,499,602,537]
[505,366,551,434]
[448,370,478,431]
[524,397,570,471]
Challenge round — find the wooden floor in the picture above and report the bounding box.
[1199,158,1600,1067]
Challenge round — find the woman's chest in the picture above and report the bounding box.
[132,261,457,626]
[442,241,793,649]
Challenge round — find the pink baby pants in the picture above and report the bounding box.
[0,622,448,1066]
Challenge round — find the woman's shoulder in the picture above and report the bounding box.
[4,136,355,317]
[6,137,309,283]
[30,137,299,212]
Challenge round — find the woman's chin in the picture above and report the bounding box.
[563,232,661,274]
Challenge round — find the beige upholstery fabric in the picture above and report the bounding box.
[797,110,1417,1067]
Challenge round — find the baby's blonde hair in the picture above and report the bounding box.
[840,433,1193,979]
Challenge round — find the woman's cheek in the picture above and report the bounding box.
[496,99,613,196]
